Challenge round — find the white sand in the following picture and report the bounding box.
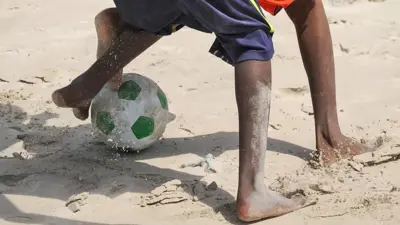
[1,0,400,224]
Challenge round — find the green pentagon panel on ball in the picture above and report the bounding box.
[118,80,141,100]
[96,111,115,135]
[131,116,155,139]
[157,89,168,109]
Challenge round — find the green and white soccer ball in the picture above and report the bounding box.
[90,73,175,151]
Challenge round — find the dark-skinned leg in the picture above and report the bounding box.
[235,60,306,222]
[52,8,161,120]
[71,8,124,120]
[95,8,124,92]
[285,0,367,165]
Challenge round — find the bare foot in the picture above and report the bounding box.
[72,105,91,120]
[52,87,91,120]
[72,74,122,120]
[237,188,307,222]
[52,78,93,120]
[52,74,123,120]
[316,134,372,166]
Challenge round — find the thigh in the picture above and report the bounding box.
[177,0,274,35]
[113,0,183,34]
[176,0,276,65]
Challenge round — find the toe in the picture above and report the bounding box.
[73,107,89,120]
[52,90,67,107]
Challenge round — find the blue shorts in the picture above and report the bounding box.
[114,0,275,65]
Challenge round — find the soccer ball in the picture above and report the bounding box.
[90,73,175,151]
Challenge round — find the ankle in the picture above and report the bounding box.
[316,124,345,148]
[237,183,266,205]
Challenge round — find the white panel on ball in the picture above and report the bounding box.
[91,73,175,151]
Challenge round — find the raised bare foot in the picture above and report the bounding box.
[52,87,91,120]
[51,77,93,120]
[316,133,372,166]
[72,105,91,120]
[236,188,307,222]
[52,73,123,120]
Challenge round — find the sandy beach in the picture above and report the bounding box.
[1,0,400,224]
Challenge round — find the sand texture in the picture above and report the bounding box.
[1,0,400,224]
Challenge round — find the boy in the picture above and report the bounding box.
[52,0,367,222]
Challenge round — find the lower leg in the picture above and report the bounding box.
[95,8,124,91]
[52,8,161,120]
[72,8,124,119]
[285,0,367,165]
[234,61,305,222]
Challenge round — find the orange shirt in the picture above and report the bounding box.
[258,0,294,15]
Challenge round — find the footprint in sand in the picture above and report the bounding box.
[354,135,400,167]
[0,173,30,187]
[388,32,399,42]
[277,86,309,97]
[328,18,350,25]
[13,132,65,158]
[274,54,299,61]
[328,0,386,7]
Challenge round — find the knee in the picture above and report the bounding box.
[94,8,119,27]
[285,0,318,27]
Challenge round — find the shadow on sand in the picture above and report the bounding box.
[0,103,314,225]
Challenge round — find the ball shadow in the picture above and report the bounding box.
[0,103,313,224]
